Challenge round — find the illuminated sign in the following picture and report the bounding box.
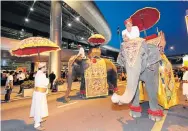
[186,10,188,34]
[186,15,188,34]
[183,55,188,67]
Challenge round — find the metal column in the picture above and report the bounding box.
[49,1,62,78]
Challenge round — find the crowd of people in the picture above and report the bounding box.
[1,70,36,86]
[1,69,69,103]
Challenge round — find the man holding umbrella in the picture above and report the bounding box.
[30,62,49,130]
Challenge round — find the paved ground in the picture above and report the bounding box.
[1,82,188,131]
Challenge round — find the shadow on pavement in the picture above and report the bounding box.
[1,119,36,131]
[56,92,108,103]
[162,104,188,131]
[56,94,81,103]
[117,102,155,131]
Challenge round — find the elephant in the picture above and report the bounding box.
[111,37,164,121]
[64,47,118,102]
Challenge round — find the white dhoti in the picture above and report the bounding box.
[30,91,48,128]
[30,69,49,129]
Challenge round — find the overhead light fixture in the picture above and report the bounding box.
[81,37,84,40]
[170,46,174,50]
[25,18,29,22]
[68,23,72,27]
[76,17,80,21]
[21,29,24,32]
[30,7,34,11]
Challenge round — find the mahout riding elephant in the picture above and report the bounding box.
[112,37,164,121]
[64,47,118,101]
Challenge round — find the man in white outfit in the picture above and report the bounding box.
[30,62,49,130]
[77,44,86,59]
[122,18,140,41]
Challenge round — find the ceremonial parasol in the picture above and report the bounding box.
[10,37,60,61]
[88,34,106,46]
[130,7,160,36]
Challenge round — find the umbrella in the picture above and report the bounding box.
[88,34,106,46]
[10,37,60,60]
[130,7,160,36]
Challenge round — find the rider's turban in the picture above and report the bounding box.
[124,18,132,25]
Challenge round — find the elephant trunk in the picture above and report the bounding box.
[65,67,73,98]
[112,52,142,104]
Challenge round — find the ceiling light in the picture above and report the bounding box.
[170,46,174,50]
[81,37,84,40]
[30,7,34,11]
[21,29,24,31]
[76,17,80,21]
[25,18,29,22]
[68,23,71,27]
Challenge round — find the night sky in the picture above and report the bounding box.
[95,1,188,56]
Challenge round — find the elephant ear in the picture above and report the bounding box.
[146,44,161,67]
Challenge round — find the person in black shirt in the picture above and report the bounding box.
[49,71,56,90]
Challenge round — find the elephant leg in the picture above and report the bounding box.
[129,86,142,118]
[80,74,86,98]
[108,69,118,94]
[79,61,86,98]
[142,63,164,121]
[64,66,77,102]
[64,73,73,102]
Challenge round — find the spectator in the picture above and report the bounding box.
[29,72,34,80]
[17,71,26,94]
[49,71,56,90]
[5,71,14,102]
[1,71,7,86]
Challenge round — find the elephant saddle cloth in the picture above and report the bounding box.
[121,37,145,67]
[146,35,161,46]
[84,59,108,98]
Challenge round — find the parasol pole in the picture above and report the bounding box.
[37,46,41,62]
[141,16,147,37]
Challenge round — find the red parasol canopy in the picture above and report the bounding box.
[10,37,60,57]
[130,7,160,32]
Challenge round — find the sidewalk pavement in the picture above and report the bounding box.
[1,81,126,111]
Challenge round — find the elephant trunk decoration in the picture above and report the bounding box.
[112,35,165,121]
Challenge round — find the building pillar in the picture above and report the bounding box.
[49,1,62,78]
